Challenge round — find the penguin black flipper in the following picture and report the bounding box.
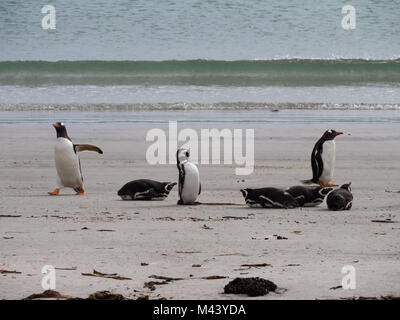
[259,195,281,208]
[294,195,306,206]
[177,163,185,203]
[141,188,155,200]
[302,135,324,184]
[314,145,324,181]
[258,196,274,208]
[74,144,103,154]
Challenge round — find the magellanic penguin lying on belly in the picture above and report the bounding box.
[49,122,103,196]
[286,185,333,207]
[302,129,343,187]
[240,187,299,209]
[327,182,353,210]
[117,179,177,200]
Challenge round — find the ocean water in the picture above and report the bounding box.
[0,1,399,108]
[1,0,399,61]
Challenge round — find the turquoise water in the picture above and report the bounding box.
[0,60,399,105]
[1,0,399,60]
[0,1,399,107]
[1,60,399,86]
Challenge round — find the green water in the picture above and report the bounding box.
[1,0,399,61]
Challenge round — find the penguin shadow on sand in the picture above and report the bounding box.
[239,129,353,211]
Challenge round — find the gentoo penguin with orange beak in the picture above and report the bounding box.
[302,129,343,187]
[49,122,103,196]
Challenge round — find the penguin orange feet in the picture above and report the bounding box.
[319,181,338,187]
[76,188,85,195]
[48,188,60,196]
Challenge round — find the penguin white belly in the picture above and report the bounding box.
[54,138,82,188]
[181,162,200,203]
[320,140,336,183]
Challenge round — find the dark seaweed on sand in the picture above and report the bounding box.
[224,277,278,297]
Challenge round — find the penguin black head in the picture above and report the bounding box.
[322,129,343,141]
[340,182,352,192]
[177,147,190,163]
[52,122,70,140]
[240,188,249,199]
[318,187,333,196]
[164,182,177,192]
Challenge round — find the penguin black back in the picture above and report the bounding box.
[327,183,353,210]
[118,179,177,200]
[240,187,299,209]
[286,185,333,207]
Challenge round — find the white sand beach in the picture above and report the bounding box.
[0,114,399,299]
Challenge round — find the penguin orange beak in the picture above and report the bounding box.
[53,123,59,128]
[335,131,343,136]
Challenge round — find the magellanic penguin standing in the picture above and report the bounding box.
[176,147,201,205]
[49,122,103,196]
[302,129,343,187]
[327,182,353,211]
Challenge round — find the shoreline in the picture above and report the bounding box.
[1,102,400,112]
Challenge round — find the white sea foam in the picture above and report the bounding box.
[1,102,399,112]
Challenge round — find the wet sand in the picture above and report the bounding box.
[0,118,399,299]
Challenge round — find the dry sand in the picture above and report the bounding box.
[0,117,399,300]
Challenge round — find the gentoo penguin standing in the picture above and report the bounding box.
[286,185,333,207]
[117,179,177,200]
[176,147,201,205]
[49,122,103,196]
[240,187,299,209]
[327,182,353,211]
[302,129,343,187]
